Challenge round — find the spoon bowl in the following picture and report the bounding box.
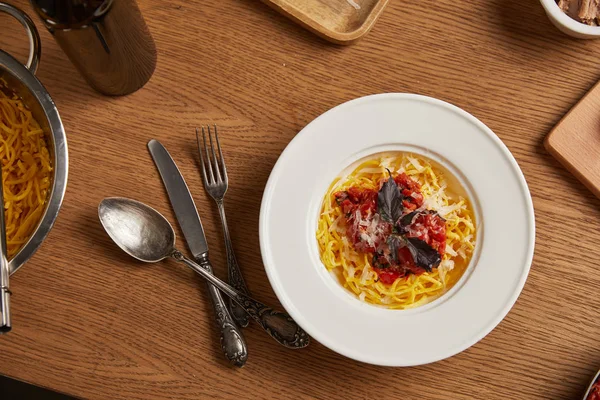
[98,197,310,349]
[99,198,174,263]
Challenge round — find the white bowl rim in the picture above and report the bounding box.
[259,93,535,366]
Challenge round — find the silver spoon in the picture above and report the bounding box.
[98,197,309,349]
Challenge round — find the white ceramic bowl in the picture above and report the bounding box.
[539,0,600,38]
[260,94,535,366]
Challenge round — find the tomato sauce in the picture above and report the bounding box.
[335,173,447,283]
[588,382,600,400]
[395,172,424,211]
[403,212,447,254]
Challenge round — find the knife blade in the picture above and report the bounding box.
[148,140,208,258]
[147,139,248,367]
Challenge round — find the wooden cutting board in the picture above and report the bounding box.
[545,80,600,198]
[259,0,389,44]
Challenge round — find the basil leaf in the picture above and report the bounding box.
[386,234,406,264]
[399,210,419,228]
[377,171,404,223]
[387,234,440,272]
[405,237,441,272]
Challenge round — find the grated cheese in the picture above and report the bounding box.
[317,153,476,309]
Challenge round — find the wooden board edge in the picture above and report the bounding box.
[544,104,600,200]
[259,0,390,45]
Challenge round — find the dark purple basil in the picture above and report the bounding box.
[399,211,419,228]
[405,237,441,272]
[377,170,404,224]
[386,234,441,272]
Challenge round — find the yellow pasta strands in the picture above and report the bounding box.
[0,82,52,258]
[317,154,476,309]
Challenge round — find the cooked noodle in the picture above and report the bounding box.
[317,153,476,309]
[0,81,52,258]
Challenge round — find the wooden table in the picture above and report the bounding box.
[1,0,599,399]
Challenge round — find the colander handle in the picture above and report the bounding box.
[0,2,39,333]
[0,148,8,333]
[0,2,41,74]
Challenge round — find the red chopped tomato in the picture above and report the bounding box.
[335,187,389,253]
[395,173,424,210]
[588,382,600,400]
[404,212,446,255]
[397,247,426,275]
[335,187,377,216]
[376,269,401,284]
[375,248,424,283]
[336,172,446,285]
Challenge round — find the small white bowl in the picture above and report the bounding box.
[539,0,600,38]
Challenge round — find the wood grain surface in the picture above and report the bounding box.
[1,0,599,399]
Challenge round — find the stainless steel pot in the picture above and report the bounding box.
[0,2,68,275]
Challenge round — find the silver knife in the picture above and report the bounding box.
[148,139,247,367]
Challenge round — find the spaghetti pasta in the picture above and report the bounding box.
[0,81,52,258]
[317,153,476,309]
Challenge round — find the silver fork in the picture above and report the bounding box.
[196,125,250,328]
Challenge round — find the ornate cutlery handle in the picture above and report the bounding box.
[194,256,247,367]
[173,250,310,349]
[216,201,250,328]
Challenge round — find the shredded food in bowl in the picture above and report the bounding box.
[317,153,476,309]
[0,80,52,258]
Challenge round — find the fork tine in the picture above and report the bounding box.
[208,125,223,183]
[213,124,227,184]
[202,126,215,184]
[196,127,209,185]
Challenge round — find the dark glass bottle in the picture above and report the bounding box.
[31,0,157,96]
